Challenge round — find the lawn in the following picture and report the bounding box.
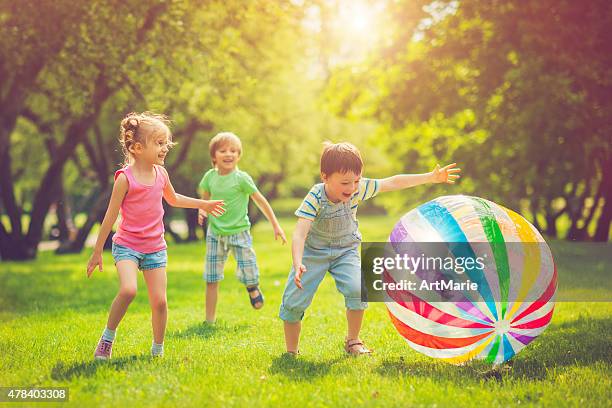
[0,216,610,407]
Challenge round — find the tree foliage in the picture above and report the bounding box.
[328,0,612,241]
[0,0,325,259]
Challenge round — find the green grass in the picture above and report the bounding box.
[0,216,610,407]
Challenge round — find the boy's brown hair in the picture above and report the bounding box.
[209,132,242,166]
[320,141,363,176]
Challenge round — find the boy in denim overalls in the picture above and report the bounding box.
[279,142,460,355]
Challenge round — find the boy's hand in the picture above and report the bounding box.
[198,209,208,225]
[200,200,225,217]
[87,252,103,278]
[294,264,307,289]
[274,226,287,244]
[431,163,461,184]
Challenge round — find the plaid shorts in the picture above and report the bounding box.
[205,228,259,285]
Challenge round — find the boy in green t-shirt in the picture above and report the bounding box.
[198,132,286,323]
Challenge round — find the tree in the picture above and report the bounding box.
[328,0,612,240]
[0,0,194,259]
[1,0,327,259]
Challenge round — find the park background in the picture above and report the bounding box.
[1,0,610,406]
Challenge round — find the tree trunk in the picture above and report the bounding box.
[10,75,113,259]
[593,159,612,242]
[185,208,199,242]
[529,198,542,231]
[0,222,33,260]
[56,197,77,243]
[564,182,583,240]
[593,189,612,242]
[56,188,111,254]
[574,179,605,241]
[544,211,558,237]
[0,5,75,260]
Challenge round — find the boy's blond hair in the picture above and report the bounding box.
[209,132,242,166]
[320,141,363,176]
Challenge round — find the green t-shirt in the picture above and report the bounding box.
[198,168,258,235]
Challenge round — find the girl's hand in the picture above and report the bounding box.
[274,225,287,244]
[294,264,307,289]
[431,163,461,184]
[197,209,208,225]
[87,252,103,278]
[200,200,225,217]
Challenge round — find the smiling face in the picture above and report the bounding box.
[136,130,171,166]
[213,142,241,174]
[321,171,361,203]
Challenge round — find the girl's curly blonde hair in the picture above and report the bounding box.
[119,112,176,166]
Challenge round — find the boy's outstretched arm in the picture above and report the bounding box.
[378,163,461,193]
[250,191,287,244]
[292,218,312,289]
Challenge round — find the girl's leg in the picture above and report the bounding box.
[205,282,219,323]
[346,309,365,340]
[283,321,301,354]
[143,267,167,344]
[106,260,139,330]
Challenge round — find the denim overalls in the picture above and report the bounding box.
[279,187,367,322]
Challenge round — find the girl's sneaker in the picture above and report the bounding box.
[151,344,164,358]
[94,338,113,360]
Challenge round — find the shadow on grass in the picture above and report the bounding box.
[51,354,150,381]
[168,321,249,340]
[269,354,344,382]
[509,315,612,379]
[376,358,495,382]
[377,315,612,382]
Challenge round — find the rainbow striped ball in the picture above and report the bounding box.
[386,195,556,365]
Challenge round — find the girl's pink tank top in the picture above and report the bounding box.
[112,165,168,253]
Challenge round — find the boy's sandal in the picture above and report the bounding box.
[247,285,264,309]
[345,339,372,356]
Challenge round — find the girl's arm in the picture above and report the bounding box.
[197,190,211,226]
[86,174,129,277]
[161,168,224,216]
[292,217,312,289]
[379,163,461,193]
[250,191,287,244]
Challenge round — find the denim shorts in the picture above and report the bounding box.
[279,239,367,322]
[111,242,167,271]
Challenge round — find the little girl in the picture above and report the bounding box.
[87,112,225,360]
